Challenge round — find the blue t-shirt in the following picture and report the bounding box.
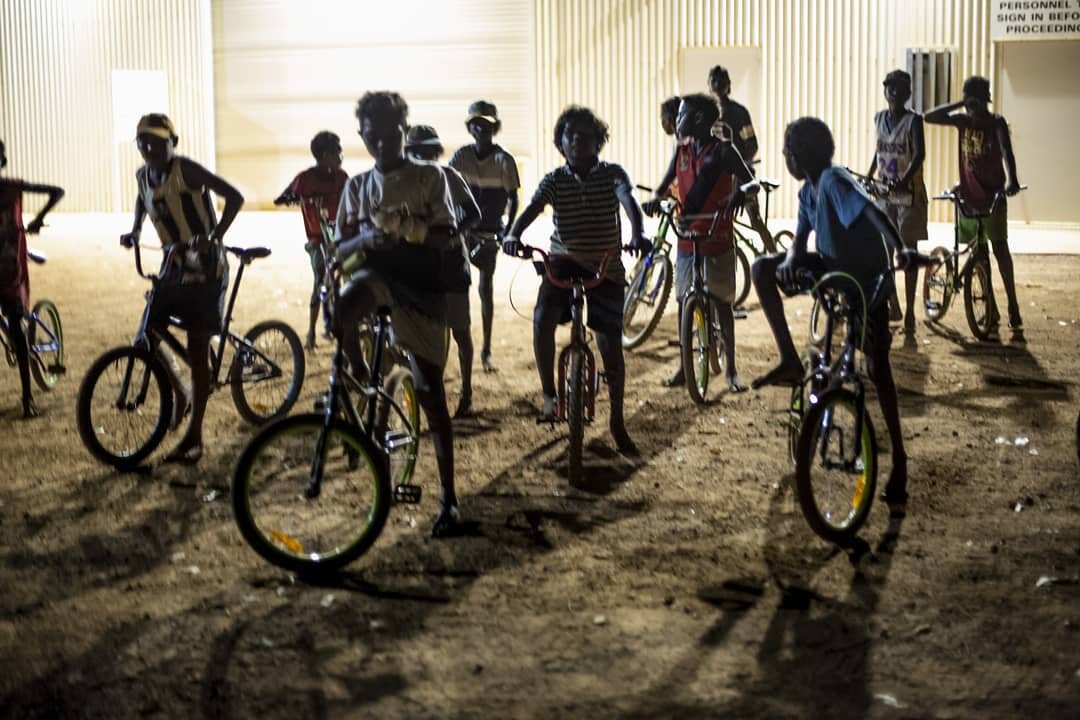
[796,165,890,297]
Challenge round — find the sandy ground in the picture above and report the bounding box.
[1,213,1078,719]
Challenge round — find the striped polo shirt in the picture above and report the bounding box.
[532,161,633,280]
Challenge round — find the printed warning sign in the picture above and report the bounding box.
[992,0,1080,40]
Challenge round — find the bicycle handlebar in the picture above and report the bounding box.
[517,245,625,291]
[933,185,1027,217]
[27,249,47,265]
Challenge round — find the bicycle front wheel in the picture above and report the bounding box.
[232,414,391,575]
[77,345,173,469]
[732,245,752,309]
[230,320,306,424]
[795,388,878,544]
[566,347,586,487]
[923,246,953,321]
[622,253,673,349]
[29,299,63,391]
[681,296,710,405]
[964,256,996,340]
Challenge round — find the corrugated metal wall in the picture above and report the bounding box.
[533,0,995,221]
[0,0,214,212]
[213,0,533,207]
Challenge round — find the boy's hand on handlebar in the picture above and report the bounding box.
[501,235,524,257]
[897,248,934,270]
[627,234,651,257]
[26,219,45,235]
[1005,181,1022,197]
[120,231,140,249]
[641,198,663,217]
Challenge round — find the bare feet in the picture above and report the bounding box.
[481,352,497,373]
[880,454,908,503]
[170,386,192,432]
[453,395,473,419]
[304,334,316,351]
[661,365,685,387]
[21,399,39,419]
[164,442,203,465]
[751,359,804,390]
[611,423,639,456]
[538,394,556,423]
[726,373,748,393]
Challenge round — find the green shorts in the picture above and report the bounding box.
[305,242,326,303]
[957,202,1007,247]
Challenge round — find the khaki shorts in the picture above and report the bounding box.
[676,249,736,304]
[340,272,448,370]
[878,200,928,250]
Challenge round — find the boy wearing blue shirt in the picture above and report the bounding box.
[751,117,918,503]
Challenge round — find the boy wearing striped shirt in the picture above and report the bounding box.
[503,106,650,454]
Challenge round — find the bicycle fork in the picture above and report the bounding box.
[556,292,597,422]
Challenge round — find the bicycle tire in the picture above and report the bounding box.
[708,299,725,376]
[28,299,63,391]
[964,256,995,340]
[922,246,953,322]
[232,413,390,576]
[773,230,794,254]
[377,366,420,488]
[622,253,673,349]
[795,388,878,544]
[788,350,821,465]
[230,320,306,425]
[681,295,710,405]
[732,245,752,309]
[567,347,586,487]
[77,345,173,469]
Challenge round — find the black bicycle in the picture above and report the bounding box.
[77,239,305,469]
[0,249,64,392]
[231,252,421,575]
[924,187,1026,340]
[786,254,932,544]
[621,185,675,349]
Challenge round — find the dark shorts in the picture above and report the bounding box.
[147,272,229,334]
[466,231,499,273]
[534,275,624,336]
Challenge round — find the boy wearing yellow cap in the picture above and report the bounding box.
[121,113,244,464]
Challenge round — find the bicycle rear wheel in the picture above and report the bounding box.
[28,299,63,391]
[566,347,586,487]
[964,255,996,340]
[77,345,173,469]
[681,296,710,405]
[795,388,877,544]
[732,245,752,309]
[622,252,672,349]
[376,367,420,488]
[923,246,953,321]
[232,414,390,575]
[230,320,305,424]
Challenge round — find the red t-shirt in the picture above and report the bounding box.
[956,113,1007,213]
[288,167,349,243]
[674,140,736,255]
[0,179,29,307]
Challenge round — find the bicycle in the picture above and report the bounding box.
[785,254,932,544]
[513,243,622,488]
[923,186,1026,341]
[231,252,422,575]
[0,249,64,392]
[76,238,305,469]
[732,176,794,268]
[621,185,675,349]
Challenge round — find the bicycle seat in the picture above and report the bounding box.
[759,178,780,191]
[226,246,272,261]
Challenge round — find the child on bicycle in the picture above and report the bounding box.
[334,92,462,537]
[653,96,684,197]
[121,114,244,464]
[708,65,776,254]
[273,131,348,350]
[405,124,482,418]
[502,105,650,454]
[868,70,927,336]
[449,100,520,373]
[751,117,918,503]
[648,94,752,391]
[925,75,1024,334]
[0,138,64,418]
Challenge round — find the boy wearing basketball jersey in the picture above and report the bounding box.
[867,70,927,335]
[121,114,245,463]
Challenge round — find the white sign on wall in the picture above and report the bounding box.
[991,0,1080,40]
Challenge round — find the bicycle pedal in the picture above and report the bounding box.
[393,483,422,504]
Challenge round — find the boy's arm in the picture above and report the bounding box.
[897,115,926,190]
[273,186,298,206]
[997,117,1021,194]
[504,190,519,233]
[924,100,965,126]
[180,159,244,240]
[614,172,648,254]
[862,202,904,256]
[21,183,64,234]
[655,151,677,197]
[867,156,877,180]
[502,198,545,256]
[120,195,145,247]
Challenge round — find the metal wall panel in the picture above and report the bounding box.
[533,0,995,221]
[0,0,215,212]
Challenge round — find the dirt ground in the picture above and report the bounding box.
[1,215,1078,719]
